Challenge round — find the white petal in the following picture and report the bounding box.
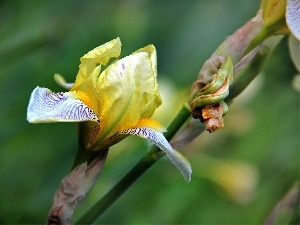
[286,0,300,41]
[288,35,300,72]
[120,127,192,182]
[27,87,98,123]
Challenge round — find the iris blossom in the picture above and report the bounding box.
[27,38,191,182]
[260,0,300,40]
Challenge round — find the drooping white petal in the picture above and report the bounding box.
[119,127,192,182]
[286,0,300,41]
[27,87,98,123]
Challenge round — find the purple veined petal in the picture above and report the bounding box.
[27,87,98,123]
[119,127,192,182]
[286,0,300,41]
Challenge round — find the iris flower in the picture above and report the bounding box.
[260,0,300,40]
[27,38,191,182]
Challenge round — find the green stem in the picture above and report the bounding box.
[164,105,191,139]
[228,35,283,103]
[244,20,286,56]
[76,150,156,224]
[75,105,191,224]
[72,148,106,170]
[75,35,284,224]
[244,26,269,56]
[72,147,90,170]
[288,185,300,225]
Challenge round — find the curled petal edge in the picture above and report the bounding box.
[119,127,192,182]
[54,74,74,90]
[27,87,98,123]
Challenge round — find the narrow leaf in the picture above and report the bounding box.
[263,182,299,225]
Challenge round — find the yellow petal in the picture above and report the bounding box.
[133,118,166,132]
[94,47,161,142]
[134,45,162,118]
[91,119,165,150]
[71,90,93,109]
[72,65,102,114]
[260,0,287,25]
[72,38,121,89]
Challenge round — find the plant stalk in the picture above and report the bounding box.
[76,105,191,224]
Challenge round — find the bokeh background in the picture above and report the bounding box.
[0,0,299,224]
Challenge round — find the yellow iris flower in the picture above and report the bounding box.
[27,38,191,182]
[260,0,300,40]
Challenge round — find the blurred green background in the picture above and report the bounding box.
[0,0,298,224]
